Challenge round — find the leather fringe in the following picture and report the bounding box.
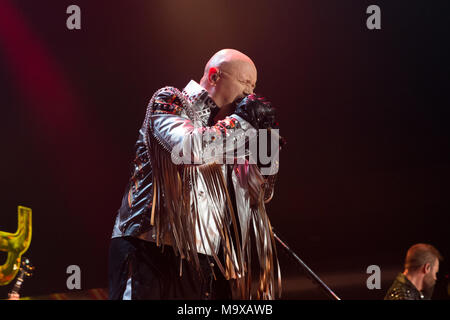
[142,88,281,299]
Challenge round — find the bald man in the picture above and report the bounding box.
[109,49,281,300]
[200,49,257,120]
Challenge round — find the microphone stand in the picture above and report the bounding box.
[272,229,341,300]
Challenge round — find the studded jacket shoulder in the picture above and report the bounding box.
[384,273,425,300]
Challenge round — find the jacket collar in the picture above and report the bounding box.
[396,273,424,299]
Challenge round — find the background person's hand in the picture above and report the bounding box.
[8,292,20,300]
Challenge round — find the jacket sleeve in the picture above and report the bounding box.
[148,89,257,165]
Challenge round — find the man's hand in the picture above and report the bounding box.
[234,94,277,130]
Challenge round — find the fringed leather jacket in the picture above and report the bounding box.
[112,80,280,299]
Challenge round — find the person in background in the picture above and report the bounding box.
[385,243,443,300]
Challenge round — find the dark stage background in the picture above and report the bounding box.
[0,0,449,299]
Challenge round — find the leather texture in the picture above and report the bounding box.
[384,273,425,300]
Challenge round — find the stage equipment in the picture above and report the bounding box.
[0,206,32,286]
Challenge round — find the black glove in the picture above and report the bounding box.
[233,94,277,130]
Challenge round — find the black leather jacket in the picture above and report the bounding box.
[384,273,425,300]
[112,126,154,238]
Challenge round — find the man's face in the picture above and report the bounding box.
[422,258,439,296]
[215,62,257,107]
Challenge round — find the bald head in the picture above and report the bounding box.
[201,49,257,81]
[200,49,257,109]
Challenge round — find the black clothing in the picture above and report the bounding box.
[108,237,232,300]
[113,127,154,238]
[384,273,425,300]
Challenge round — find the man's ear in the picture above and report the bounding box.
[208,67,220,84]
[424,263,432,273]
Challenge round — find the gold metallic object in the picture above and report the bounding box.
[0,206,32,286]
